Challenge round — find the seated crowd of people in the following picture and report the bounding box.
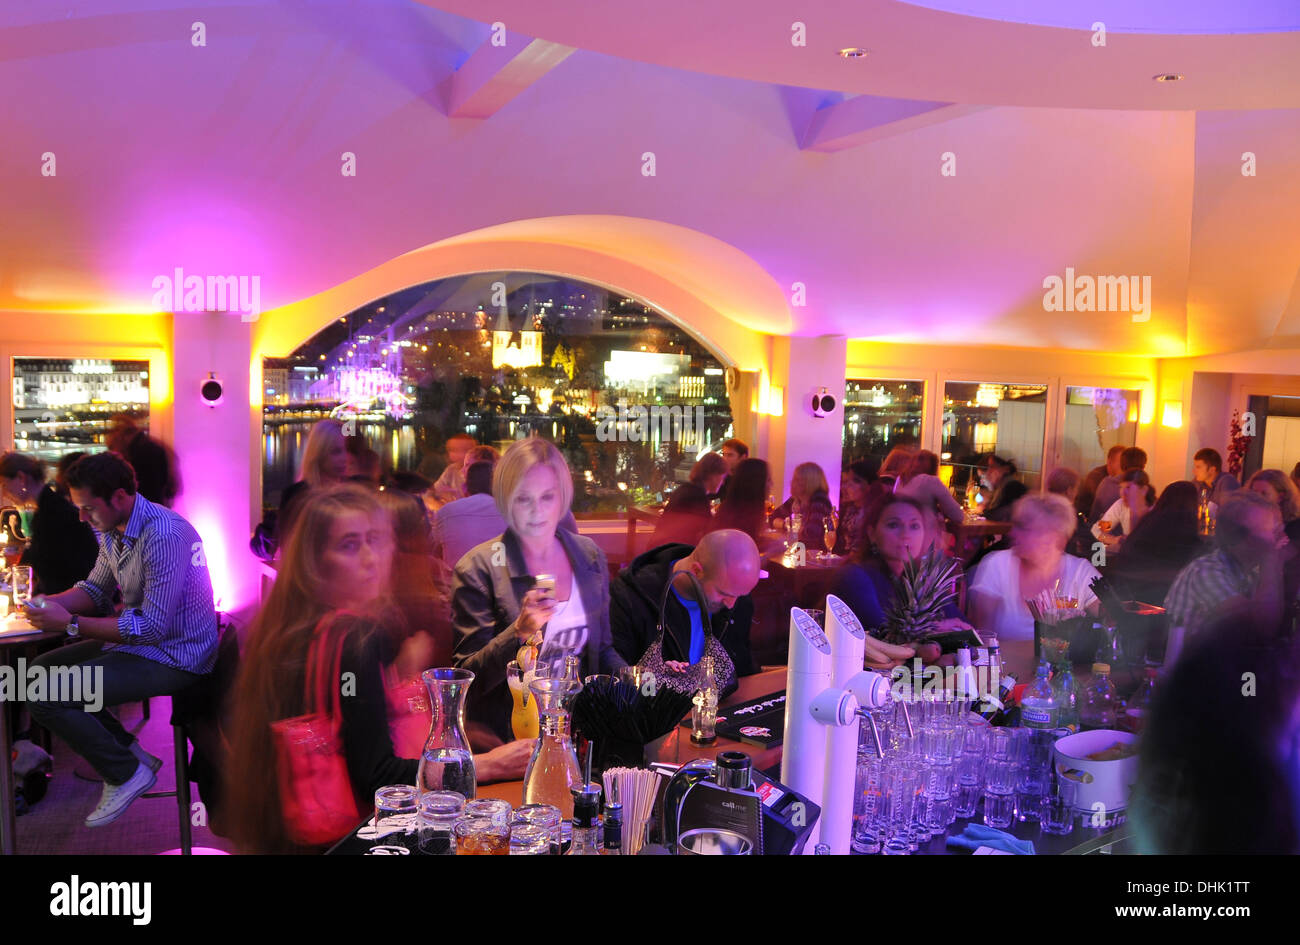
[5,422,1300,854]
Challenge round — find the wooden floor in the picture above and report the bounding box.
[13,699,236,855]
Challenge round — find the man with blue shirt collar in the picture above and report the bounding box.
[610,529,761,690]
[24,451,217,829]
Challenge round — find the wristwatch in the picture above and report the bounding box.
[66,615,80,639]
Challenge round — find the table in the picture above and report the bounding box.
[948,517,1011,566]
[761,548,843,610]
[0,627,67,856]
[328,666,1132,855]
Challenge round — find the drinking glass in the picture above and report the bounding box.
[789,512,803,542]
[507,660,543,740]
[823,509,838,556]
[508,823,551,855]
[417,790,465,855]
[984,758,1017,795]
[373,784,419,840]
[463,797,512,826]
[955,778,983,819]
[10,566,33,608]
[454,816,510,855]
[1040,781,1077,836]
[513,803,563,855]
[983,789,1016,829]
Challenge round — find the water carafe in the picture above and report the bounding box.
[522,675,583,818]
[416,668,477,799]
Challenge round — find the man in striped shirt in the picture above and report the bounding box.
[1163,490,1286,666]
[25,451,217,828]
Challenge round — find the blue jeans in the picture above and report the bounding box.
[27,641,201,785]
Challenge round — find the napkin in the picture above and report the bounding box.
[946,823,1035,855]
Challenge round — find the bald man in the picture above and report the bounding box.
[609,529,761,684]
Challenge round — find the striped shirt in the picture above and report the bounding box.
[1163,548,1256,640]
[75,494,218,674]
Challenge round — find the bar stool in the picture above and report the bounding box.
[142,618,240,855]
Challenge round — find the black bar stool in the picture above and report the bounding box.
[142,618,240,855]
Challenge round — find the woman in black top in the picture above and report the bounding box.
[653,452,727,547]
[0,452,98,594]
[982,455,1028,523]
[227,484,530,853]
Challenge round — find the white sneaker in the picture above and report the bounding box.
[129,741,164,774]
[84,762,157,828]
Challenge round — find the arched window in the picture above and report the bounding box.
[262,273,733,513]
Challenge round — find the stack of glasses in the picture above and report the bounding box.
[851,692,971,854]
[852,705,1079,854]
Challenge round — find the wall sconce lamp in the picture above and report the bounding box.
[1161,400,1183,428]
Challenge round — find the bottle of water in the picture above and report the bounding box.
[1020,662,1059,730]
[1052,663,1079,732]
[1080,663,1118,730]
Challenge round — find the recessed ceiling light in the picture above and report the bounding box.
[1152,73,1184,82]
[838,47,869,59]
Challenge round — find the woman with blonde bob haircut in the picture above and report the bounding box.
[452,436,625,744]
[228,484,528,852]
[968,493,1101,680]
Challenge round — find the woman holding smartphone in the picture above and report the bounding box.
[451,437,626,745]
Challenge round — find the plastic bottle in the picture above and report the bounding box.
[1052,663,1079,732]
[1080,663,1118,730]
[1122,668,1156,734]
[1019,662,1059,730]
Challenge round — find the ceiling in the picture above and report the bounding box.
[1,0,1298,358]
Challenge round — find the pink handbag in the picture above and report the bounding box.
[270,614,363,847]
[383,664,431,759]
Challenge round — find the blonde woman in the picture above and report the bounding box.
[451,437,626,744]
[277,418,350,546]
[770,462,836,550]
[969,493,1101,680]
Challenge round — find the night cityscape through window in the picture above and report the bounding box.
[263,273,734,513]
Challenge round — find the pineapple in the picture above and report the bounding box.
[881,551,960,645]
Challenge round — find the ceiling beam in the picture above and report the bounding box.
[439,33,574,119]
[800,95,989,152]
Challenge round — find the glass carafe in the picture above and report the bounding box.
[417,668,477,799]
[522,676,583,819]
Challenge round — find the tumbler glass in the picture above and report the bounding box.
[417,790,465,855]
[454,816,510,855]
[10,566,33,608]
[983,789,1016,829]
[373,784,419,840]
[1039,779,1077,836]
[512,803,563,855]
[464,797,512,826]
[508,823,551,855]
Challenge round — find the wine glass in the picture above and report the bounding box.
[823,508,838,558]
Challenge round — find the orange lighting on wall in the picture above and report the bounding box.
[1161,400,1183,428]
[765,386,784,416]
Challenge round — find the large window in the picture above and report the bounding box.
[12,358,151,461]
[1061,387,1140,477]
[263,274,732,513]
[842,379,924,470]
[943,382,1048,490]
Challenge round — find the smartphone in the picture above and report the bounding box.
[533,573,556,601]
